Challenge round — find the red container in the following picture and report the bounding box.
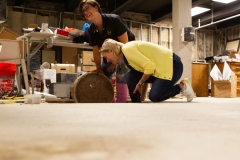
[56,29,69,37]
[111,78,116,85]
[0,62,16,76]
[0,62,16,92]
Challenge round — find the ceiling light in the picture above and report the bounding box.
[191,7,210,16]
[212,0,236,3]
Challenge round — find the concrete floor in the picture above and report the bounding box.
[0,97,240,160]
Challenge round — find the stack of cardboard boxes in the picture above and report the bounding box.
[49,63,77,98]
[62,47,78,72]
[81,51,96,72]
[61,46,96,73]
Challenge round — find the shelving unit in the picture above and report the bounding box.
[16,32,92,94]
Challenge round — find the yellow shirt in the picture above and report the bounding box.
[122,41,173,80]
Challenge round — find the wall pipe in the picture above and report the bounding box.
[196,13,240,30]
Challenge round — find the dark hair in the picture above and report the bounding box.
[78,0,102,18]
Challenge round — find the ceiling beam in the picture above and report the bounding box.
[13,0,24,6]
[65,0,80,12]
[216,16,240,29]
[151,4,172,22]
[192,0,211,7]
[111,0,144,15]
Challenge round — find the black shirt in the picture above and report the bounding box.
[86,14,135,48]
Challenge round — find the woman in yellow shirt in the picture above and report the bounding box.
[100,39,194,103]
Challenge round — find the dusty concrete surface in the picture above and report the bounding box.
[0,97,240,160]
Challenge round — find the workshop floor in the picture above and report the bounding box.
[0,97,240,160]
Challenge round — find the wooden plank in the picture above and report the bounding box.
[45,97,75,103]
[21,59,30,94]
[192,63,210,97]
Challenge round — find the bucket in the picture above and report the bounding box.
[116,83,128,103]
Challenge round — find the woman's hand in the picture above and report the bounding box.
[107,63,116,72]
[133,83,142,95]
[92,68,104,74]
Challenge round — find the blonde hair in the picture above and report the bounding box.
[100,39,124,56]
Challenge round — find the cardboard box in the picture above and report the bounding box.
[81,65,96,72]
[229,51,239,58]
[62,47,78,72]
[0,27,26,55]
[28,24,38,29]
[0,27,19,40]
[213,75,237,98]
[82,51,95,65]
[51,63,75,73]
[42,50,55,63]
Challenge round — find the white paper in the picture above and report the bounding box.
[223,61,234,80]
[210,64,223,81]
[210,62,234,81]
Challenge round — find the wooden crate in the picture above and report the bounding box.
[211,62,240,97]
[213,75,237,98]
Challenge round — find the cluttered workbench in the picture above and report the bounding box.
[16,28,92,95]
[16,31,92,73]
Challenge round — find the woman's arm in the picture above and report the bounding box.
[133,73,151,94]
[92,45,104,74]
[118,32,128,44]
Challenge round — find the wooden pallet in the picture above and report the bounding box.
[45,97,75,103]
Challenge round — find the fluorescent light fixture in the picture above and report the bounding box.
[212,0,236,3]
[191,7,210,16]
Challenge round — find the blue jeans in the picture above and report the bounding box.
[126,53,183,103]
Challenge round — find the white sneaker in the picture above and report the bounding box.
[181,78,194,102]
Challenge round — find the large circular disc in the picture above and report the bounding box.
[72,73,114,103]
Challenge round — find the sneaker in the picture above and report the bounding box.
[180,78,194,102]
